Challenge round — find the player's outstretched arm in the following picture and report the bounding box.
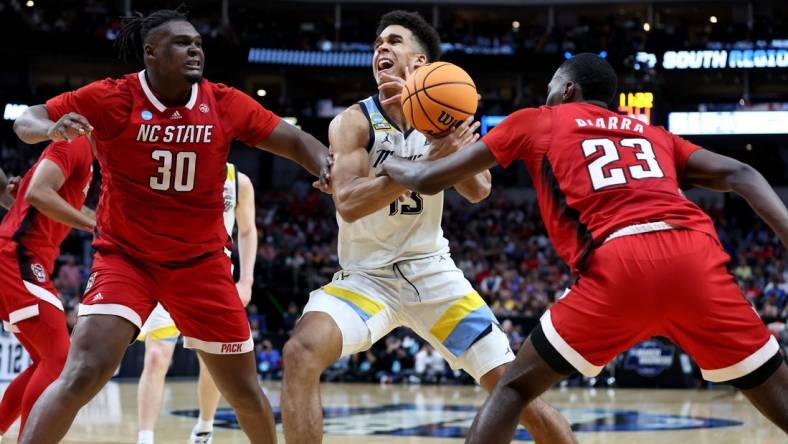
[684,149,788,247]
[14,105,93,145]
[330,106,411,223]
[382,140,498,196]
[25,159,95,232]
[257,120,330,186]
[235,172,257,307]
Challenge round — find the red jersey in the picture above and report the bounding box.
[482,102,717,271]
[0,137,93,272]
[45,71,280,264]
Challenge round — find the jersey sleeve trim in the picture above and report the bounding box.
[356,101,376,152]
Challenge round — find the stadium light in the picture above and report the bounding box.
[512,21,520,30]
[710,16,718,24]
[256,89,267,97]
[643,23,651,32]
[26,0,33,7]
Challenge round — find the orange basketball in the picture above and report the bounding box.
[401,62,478,136]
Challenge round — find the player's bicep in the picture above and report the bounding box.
[28,160,67,196]
[328,109,372,192]
[682,149,747,191]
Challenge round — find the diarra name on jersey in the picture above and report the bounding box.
[575,116,645,133]
[136,124,215,144]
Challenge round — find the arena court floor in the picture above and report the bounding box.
[1,381,784,443]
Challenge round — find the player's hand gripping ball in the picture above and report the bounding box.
[401,62,478,136]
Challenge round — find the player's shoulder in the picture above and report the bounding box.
[328,104,370,150]
[203,80,243,100]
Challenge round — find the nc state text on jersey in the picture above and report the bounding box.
[136,124,214,144]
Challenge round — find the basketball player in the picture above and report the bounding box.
[380,53,788,442]
[0,136,94,440]
[136,163,256,444]
[0,167,8,207]
[281,11,576,444]
[12,9,329,444]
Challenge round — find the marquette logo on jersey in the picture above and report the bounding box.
[369,112,393,131]
[171,405,741,438]
[136,124,214,144]
[372,150,422,168]
[223,192,233,212]
[30,264,46,283]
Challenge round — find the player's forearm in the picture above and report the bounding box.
[728,164,788,246]
[25,187,94,232]
[0,192,13,210]
[334,176,408,222]
[292,131,329,178]
[14,105,55,145]
[237,228,258,286]
[453,170,492,203]
[384,142,497,195]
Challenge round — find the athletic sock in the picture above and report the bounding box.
[138,430,154,444]
[195,418,213,433]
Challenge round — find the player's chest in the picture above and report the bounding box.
[368,131,431,171]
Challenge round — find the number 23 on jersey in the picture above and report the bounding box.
[582,137,664,191]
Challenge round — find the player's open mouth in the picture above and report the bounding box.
[377,58,394,73]
[185,60,202,70]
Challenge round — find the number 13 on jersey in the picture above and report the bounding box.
[582,137,664,191]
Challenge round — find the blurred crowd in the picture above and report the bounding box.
[3,0,787,57]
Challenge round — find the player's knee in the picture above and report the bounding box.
[283,334,329,375]
[143,345,171,374]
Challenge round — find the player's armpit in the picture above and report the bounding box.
[382,140,498,196]
[685,149,788,248]
[330,105,408,223]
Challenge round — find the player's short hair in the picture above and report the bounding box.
[558,53,618,105]
[116,6,190,63]
[376,10,442,62]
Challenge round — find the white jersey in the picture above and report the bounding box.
[223,163,238,238]
[337,96,450,269]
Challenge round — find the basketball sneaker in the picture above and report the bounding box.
[188,426,213,444]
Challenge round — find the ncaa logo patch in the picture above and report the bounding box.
[85,272,97,292]
[30,264,46,283]
[141,110,153,121]
[369,112,392,131]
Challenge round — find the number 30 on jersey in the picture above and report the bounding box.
[582,137,664,191]
[149,149,197,192]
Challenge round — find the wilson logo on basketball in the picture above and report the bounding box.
[436,111,458,127]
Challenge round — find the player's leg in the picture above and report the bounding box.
[19,314,137,443]
[662,230,788,433]
[15,302,70,436]
[282,272,394,444]
[282,311,343,443]
[739,359,788,432]
[479,361,577,444]
[401,256,577,443]
[18,251,157,443]
[137,336,177,444]
[164,254,276,444]
[195,350,275,443]
[190,354,221,443]
[0,329,38,434]
[468,336,570,444]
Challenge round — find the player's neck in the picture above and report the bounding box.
[144,70,193,106]
[379,93,411,132]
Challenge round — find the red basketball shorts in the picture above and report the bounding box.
[0,243,64,332]
[534,228,778,384]
[80,251,251,354]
